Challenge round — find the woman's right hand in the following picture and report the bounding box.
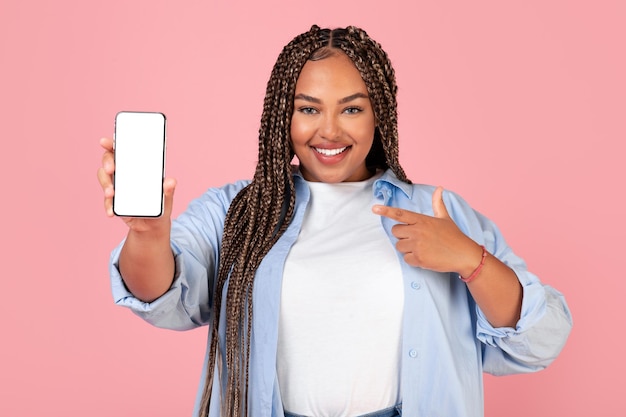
[97,137,177,233]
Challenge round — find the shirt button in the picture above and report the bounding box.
[410,281,421,290]
[409,349,418,358]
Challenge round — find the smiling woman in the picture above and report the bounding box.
[291,51,376,183]
[97,24,572,417]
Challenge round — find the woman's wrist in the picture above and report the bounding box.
[459,244,488,283]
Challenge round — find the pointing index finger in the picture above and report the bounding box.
[372,205,421,224]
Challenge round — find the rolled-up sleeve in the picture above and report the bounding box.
[477,274,572,375]
[110,241,212,330]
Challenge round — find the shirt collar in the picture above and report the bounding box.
[375,169,413,199]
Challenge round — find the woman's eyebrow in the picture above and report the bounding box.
[338,92,369,104]
[294,93,321,104]
[294,92,369,104]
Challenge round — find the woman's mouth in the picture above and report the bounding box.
[313,146,348,156]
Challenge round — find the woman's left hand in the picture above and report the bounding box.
[372,186,483,277]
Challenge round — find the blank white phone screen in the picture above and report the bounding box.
[113,111,166,217]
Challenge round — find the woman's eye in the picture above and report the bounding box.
[298,107,318,115]
[344,107,363,114]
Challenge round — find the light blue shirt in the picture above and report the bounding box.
[110,169,572,417]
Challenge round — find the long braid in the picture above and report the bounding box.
[199,25,410,417]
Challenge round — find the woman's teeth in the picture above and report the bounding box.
[314,146,348,156]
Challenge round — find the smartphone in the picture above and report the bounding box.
[113,111,167,217]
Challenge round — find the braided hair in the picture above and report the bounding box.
[199,25,410,416]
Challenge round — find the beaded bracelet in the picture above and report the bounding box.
[460,245,487,283]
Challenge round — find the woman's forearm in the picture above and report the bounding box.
[465,251,523,328]
[119,228,176,302]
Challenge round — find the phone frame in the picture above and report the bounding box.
[112,111,167,217]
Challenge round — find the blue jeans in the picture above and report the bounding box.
[284,404,402,417]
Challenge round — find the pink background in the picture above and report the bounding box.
[1,0,624,415]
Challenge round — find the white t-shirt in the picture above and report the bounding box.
[277,173,404,417]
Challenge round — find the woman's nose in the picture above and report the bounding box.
[319,114,340,140]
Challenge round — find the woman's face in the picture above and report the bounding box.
[290,51,376,183]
